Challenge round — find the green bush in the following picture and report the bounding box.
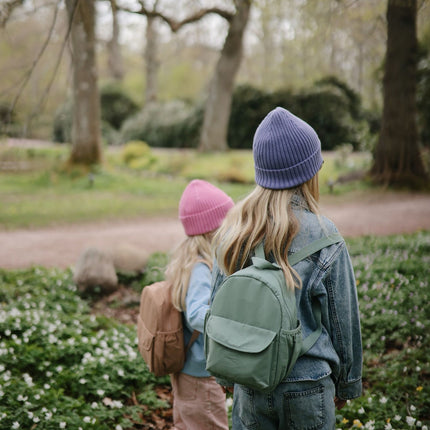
[52,80,375,151]
[100,83,139,130]
[228,79,375,151]
[121,140,157,169]
[0,101,21,137]
[272,78,371,151]
[52,85,139,144]
[120,100,203,148]
[52,101,72,143]
[227,85,276,149]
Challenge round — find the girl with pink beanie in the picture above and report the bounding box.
[165,179,234,430]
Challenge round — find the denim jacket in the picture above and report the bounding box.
[210,194,362,400]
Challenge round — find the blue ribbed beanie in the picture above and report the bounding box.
[253,107,323,189]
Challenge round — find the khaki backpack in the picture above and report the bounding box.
[137,281,199,376]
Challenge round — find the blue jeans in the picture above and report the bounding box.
[232,376,336,430]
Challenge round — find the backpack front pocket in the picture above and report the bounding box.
[153,328,184,376]
[205,315,279,391]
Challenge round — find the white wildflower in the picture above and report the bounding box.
[406,416,416,427]
[23,373,34,387]
[365,420,375,430]
[226,397,233,409]
[111,400,123,408]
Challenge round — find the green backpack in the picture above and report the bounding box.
[204,233,343,392]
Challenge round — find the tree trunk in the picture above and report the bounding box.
[370,0,428,188]
[0,0,24,27]
[107,0,124,81]
[144,14,159,106]
[66,0,102,165]
[198,0,251,152]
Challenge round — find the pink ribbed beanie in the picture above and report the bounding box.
[179,180,234,236]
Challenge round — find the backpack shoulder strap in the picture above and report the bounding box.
[254,233,343,355]
[288,233,344,355]
[288,233,343,266]
[255,233,343,265]
[185,330,200,355]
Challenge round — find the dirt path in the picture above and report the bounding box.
[1,192,429,270]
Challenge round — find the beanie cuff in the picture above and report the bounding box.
[255,149,323,189]
[180,199,234,236]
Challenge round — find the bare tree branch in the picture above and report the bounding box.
[118,3,234,32]
[0,0,25,27]
[2,0,78,134]
[8,1,61,117]
[26,1,78,130]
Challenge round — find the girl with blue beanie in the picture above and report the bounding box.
[166,179,233,430]
[211,107,362,429]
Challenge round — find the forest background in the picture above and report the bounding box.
[1,0,430,166]
[1,1,430,430]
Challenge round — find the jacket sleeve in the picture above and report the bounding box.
[325,242,363,400]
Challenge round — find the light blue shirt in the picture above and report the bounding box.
[182,262,211,377]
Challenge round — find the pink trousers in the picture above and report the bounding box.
[170,372,229,430]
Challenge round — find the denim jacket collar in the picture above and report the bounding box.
[291,192,310,211]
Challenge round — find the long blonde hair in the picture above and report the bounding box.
[213,175,320,290]
[166,233,213,311]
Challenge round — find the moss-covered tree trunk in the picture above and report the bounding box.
[66,0,102,165]
[198,0,251,152]
[370,0,428,187]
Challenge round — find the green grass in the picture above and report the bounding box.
[0,142,374,229]
[0,232,429,429]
